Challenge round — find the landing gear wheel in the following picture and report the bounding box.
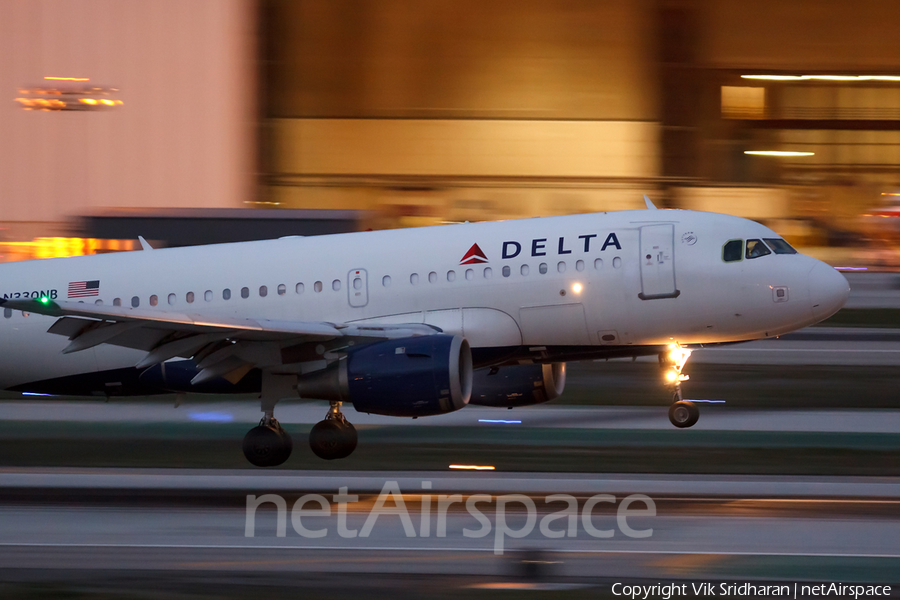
[243,422,293,467]
[669,400,699,428]
[310,419,358,460]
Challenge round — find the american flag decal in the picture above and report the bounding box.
[68,280,100,298]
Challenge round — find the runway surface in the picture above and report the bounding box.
[0,469,898,582]
[2,399,899,433]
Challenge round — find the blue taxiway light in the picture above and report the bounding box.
[189,412,234,423]
[478,419,522,424]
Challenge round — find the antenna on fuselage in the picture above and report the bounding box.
[643,195,657,210]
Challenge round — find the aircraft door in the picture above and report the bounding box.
[348,269,368,307]
[638,224,679,300]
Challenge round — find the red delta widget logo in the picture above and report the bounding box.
[459,244,489,265]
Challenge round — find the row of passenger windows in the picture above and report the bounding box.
[99,280,344,308]
[722,238,797,263]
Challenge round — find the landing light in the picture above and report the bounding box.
[665,370,678,382]
[572,283,583,294]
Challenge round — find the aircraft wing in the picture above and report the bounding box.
[0,298,440,384]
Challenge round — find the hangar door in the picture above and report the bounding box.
[638,224,679,300]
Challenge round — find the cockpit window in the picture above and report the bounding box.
[763,238,798,255]
[745,239,772,259]
[722,239,743,262]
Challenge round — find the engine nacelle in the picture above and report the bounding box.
[298,334,473,417]
[468,363,565,408]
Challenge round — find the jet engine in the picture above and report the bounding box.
[468,363,565,408]
[298,334,473,417]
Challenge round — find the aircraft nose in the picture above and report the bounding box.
[808,261,850,321]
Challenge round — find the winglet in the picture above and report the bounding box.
[138,236,154,251]
[643,195,657,210]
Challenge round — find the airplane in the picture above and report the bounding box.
[0,200,850,466]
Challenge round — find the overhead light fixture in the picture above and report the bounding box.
[742,75,900,82]
[744,151,815,157]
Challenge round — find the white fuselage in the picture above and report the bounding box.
[0,209,849,391]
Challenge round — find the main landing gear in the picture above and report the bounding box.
[243,418,293,467]
[661,343,700,428]
[241,373,359,467]
[309,400,358,460]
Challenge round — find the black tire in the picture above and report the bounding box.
[243,425,292,467]
[310,419,358,460]
[668,400,699,428]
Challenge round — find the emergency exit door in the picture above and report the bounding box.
[348,269,368,307]
[638,224,679,300]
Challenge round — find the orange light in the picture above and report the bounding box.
[572,283,583,294]
[100,99,114,106]
[44,76,89,81]
[79,98,98,105]
[449,465,495,471]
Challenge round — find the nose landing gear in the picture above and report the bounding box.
[661,343,699,428]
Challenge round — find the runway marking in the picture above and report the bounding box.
[1,543,899,559]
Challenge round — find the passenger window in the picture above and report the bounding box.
[223,288,231,300]
[520,264,529,276]
[150,295,158,307]
[314,281,323,293]
[557,261,566,273]
[576,259,585,272]
[428,272,437,283]
[94,299,103,306]
[241,287,250,299]
[722,240,743,262]
[332,279,341,291]
[260,285,268,297]
[502,266,511,277]
[465,269,474,281]
[483,267,492,279]
[113,298,121,306]
[763,238,798,255]
[295,283,304,294]
[3,308,11,318]
[746,239,772,259]
[131,296,140,308]
[277,284,286,296]
[594,258,603,270]
[383,275,392,287]
[186,292,195,303]
[410,273,419,284]
[353,277,363,290]
[447,270,456,282]
[539,263,548,274]
[205,290,213,301]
